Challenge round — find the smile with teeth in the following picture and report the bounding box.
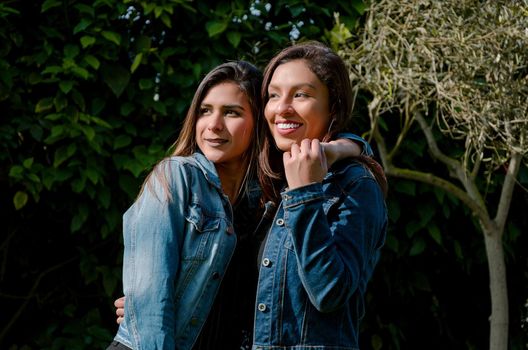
[276,122,302,130]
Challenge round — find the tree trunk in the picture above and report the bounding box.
[483,229,509,350]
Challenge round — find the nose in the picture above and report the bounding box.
[276,99,294,116]
[207,112,224,131]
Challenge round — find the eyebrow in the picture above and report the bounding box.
[268,83,317,90]
[200,103,245,110]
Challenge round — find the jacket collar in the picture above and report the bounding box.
[191,152,223,191]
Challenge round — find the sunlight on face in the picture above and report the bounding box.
[196,82,254,168]
[264,59,331,151]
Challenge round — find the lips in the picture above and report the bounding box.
[276,122,302,130]
[204,138,228,145]
[274,121,302,136]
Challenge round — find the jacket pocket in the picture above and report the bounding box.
[183,203,222,261]
[185,203,221,232]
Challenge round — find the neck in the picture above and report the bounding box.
[215,161,248,204]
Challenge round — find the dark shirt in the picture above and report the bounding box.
[192,195,265,350]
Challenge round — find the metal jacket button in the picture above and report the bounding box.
[276,218,284,226]
[262,258,271,267]
[257,303,267,312]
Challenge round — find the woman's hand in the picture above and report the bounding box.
[283,139,327,190]
[115,296,125,324]
[321,139,362,167]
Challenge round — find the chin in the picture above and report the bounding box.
[274,138,298,152]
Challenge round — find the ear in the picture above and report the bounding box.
[322,118,337,142]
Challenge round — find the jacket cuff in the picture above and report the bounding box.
[281,183,324,208]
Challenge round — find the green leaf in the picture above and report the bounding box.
[23,158,34,168]
[80,35,96,48]
[71,177,86,193]
[227,31,241,48]
[205,20,228,37]
[41,0,61,13]
[64,44,80,59]
[82,125,96,141]
[98,187,111,209]
[71,66,90,80]
[131,53,143,73]
[384,234,399,253]
[84,55,100,69]
[9,165,24,179]
[352,1,368,15]
[42,65,62,75]
[120,102,134,116]
[54,144,77,167]
[288,4,305,17]
[53,94,68,111]
[139,78,153,90]
[59,80,74,94]
[73,18,92,34]
[90,116,112,129]
[428,225,443,245]
[102,268,118,295]
[409,237,426,256]
[135,35,152,51]
[85,167,99,184]
[160,13,172,28]
[371,334,383,350]
[101,31,121,45]
[14,191,28,210]
[35,97,54,113]
[101,64,130,97]
[154,6,163,18]
[71,212,85,231]
[113,135,132,150]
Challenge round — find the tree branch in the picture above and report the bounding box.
[385,165,493,230]
[494,152,522,236]
[414,110,488,212]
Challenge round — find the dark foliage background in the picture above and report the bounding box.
[1,0,526,349]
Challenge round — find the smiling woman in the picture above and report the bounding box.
[253,41,388,349]
[265,59,331,151]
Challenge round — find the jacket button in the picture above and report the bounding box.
[276,218,284,226]
[190,317,199,326]
[257,303,267,312]
[262,258,271,267]
[212,271,220,280]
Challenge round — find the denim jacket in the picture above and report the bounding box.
[253,159,388,350]
[113,134,378,349]
[114,153,242,350]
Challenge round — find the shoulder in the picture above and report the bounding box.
[153,154,210,177]
[331,158,374,181]
[329,158,385,196]
[147,154,213,192]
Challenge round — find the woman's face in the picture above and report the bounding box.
[196,82,254,167]
[264,59,331,152]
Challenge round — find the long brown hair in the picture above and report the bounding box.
[139,61,263,201]
[258,41,387,203]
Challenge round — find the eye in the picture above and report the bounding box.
[224,109,241,117]
[199,107,210,116]
[294,91,308,98]
[268,92,279,99]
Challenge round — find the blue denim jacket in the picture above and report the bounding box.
[113,134,378,349]
[113,153,241,350]
[253,159,388,350]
